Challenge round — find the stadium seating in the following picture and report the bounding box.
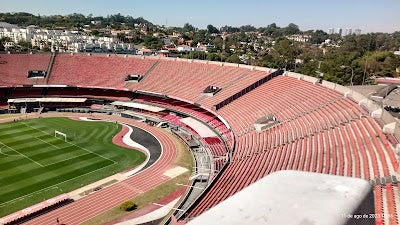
[186,75,398,219]
[0,54,51,86]
[198,70,268,108]
[137,60,249,102]
[49,54,157,88]
[1,54,399,225]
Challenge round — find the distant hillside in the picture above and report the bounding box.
[0,12,153,29]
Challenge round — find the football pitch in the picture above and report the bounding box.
[0,117,146,217]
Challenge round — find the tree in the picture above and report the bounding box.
[263,23,279,36]
[239,25,257,32]
[283,23,300,35]
[207,24,219,34]
[360,51,400,78]
[212,37,223,49]
[120,201,137,211]
[227,54,241,63]
[272,38,302,70]
[206,53,222,61]
[183,23,196,32]
[221,25,240,33]
[0,40,4,51]
[142,35,163,49]
[91,29,99,36]
[310,30,328,44]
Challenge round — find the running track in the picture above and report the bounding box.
[14,113,178,225]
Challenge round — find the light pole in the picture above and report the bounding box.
[315,61,323,78]
[340,65,354,86]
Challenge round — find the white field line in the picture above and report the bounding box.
[0,146,22,157]
[43,152,92,167]
[0,161,117,207]
[2,131,88,166]
[19,121,117,164]
[34,136,61,149]
[0,140,44,167]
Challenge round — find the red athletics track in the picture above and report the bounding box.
[13,113,179,225]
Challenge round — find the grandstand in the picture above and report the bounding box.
[0,52,399,225]
[0,54,51,86]
[49,54,157,88]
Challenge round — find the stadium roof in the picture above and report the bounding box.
[180,117,217,138]
[7,98,87,103]
[187,171,373,225]
[112,101,165,112]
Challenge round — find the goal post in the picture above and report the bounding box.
[54,130,67,142]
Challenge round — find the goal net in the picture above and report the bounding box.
[54,130,67,142]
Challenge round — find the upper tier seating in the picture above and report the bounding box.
[49,54,156,88]
[0,54,51,86]
[217,75,365,133]
[136,61,249,102]
[198,70,268,108]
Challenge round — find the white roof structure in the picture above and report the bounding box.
[7,98,87,103]
[187,171,373,225]
[32,84,68,88]
[112,101,165,112]
[180,117,217,138]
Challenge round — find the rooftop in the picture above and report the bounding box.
[187,171,373,225]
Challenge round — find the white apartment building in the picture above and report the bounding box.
[0,23,136,53]
[287,34,311,43]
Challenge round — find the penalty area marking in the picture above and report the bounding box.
[0,145,22,157]
[42,152,92,167]
[19,121,117,164]
[0,140,44,167]
[0,121,121,207]
[34,136,62,149]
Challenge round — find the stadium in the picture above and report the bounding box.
[0,52,399,225]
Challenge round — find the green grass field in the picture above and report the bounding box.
[0,117,146,217]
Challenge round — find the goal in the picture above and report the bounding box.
[54,130,67,142]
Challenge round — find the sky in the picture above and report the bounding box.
[1,0,399,33]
